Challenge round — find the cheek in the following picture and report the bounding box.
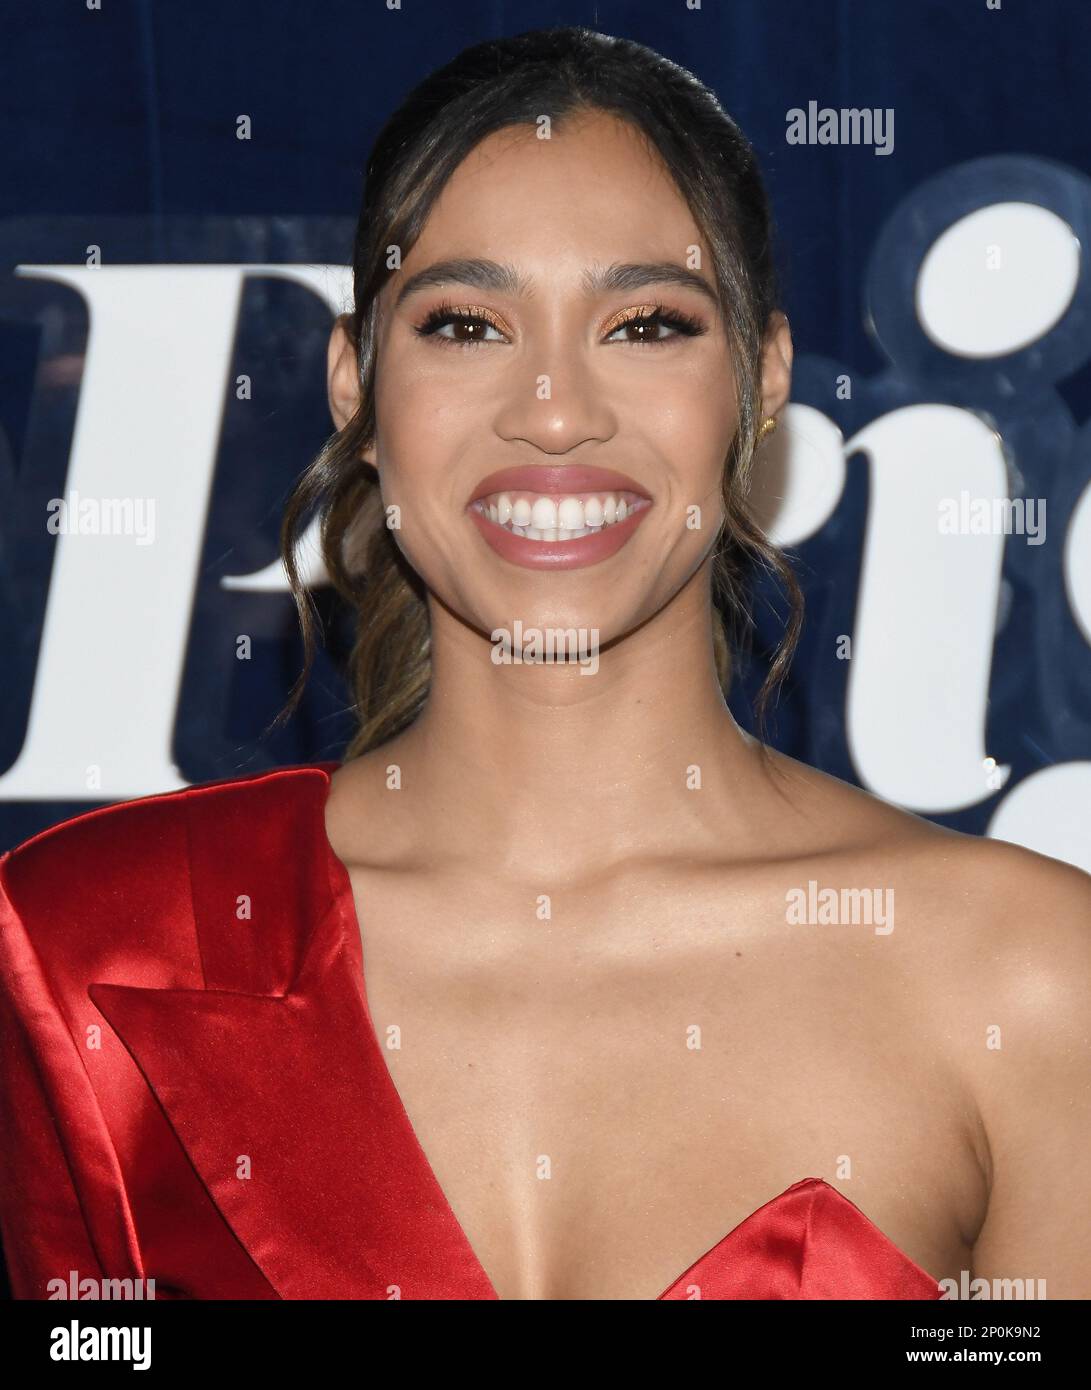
[370,387,467,590]
[373,350,483,490]
[631,343,735,434]
[376,464,449,581]
[373,361,452,494]
[640,387,734,522]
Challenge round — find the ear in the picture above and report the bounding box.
[758,310,793,421]
[327,314,376,464]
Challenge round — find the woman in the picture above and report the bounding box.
[1,27,1088,1303]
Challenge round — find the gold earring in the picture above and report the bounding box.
[757,415,778,442]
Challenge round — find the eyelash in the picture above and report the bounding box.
[412,300,708,349]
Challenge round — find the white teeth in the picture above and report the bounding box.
[474,489,649,541]
[557,496,584,531]
[530,496,557,530]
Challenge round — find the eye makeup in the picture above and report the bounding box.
[412,299,709,349]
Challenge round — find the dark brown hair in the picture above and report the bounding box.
[276,25,802,759]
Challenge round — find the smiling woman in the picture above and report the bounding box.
[1,24,1089,1306]
[277,26,801,757]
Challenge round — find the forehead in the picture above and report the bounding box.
[403,110,707,278]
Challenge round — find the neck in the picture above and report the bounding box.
[380,564,778,881]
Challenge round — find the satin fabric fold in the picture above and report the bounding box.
[0,761,942,1300]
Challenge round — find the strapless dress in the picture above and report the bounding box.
[0,761,942,1299]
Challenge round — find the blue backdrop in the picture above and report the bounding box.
[2,0,1090,869]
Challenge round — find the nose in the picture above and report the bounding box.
[492,347,618,455]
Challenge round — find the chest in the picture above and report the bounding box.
[340,863,983,1299]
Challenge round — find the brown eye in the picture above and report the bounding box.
[604,308,707,346]
[415,306,506,347]
[613,317,670,344]
[441,316,501,343]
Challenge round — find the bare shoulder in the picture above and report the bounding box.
[763,746,1091,1286]
[898,822,1091,1050]
[762,742,1091,947]
[758,742,1091,1071]
[896,819,1091,1077]
[901,825,1091,1293]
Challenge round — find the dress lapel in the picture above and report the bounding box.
[86,764,495,1300]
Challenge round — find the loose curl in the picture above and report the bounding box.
[275,26,802,760]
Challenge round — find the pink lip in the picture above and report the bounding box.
[468,465,651,504]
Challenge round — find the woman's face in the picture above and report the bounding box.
[332,109,790,650]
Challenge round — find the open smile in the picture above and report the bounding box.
[467,466,653,570]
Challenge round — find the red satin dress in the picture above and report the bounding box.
[0,761,942,1300]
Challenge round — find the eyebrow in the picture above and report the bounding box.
[393,257,720,309]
